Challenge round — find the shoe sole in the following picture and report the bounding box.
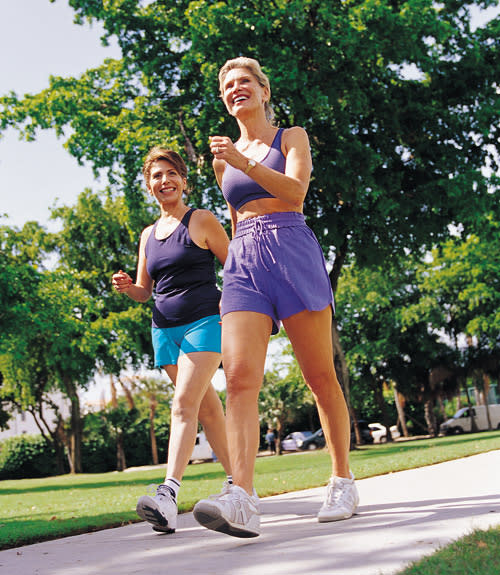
[317,511,355,522]
[193,503,260,538]
[136,496,176,534]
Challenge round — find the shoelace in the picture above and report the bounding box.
[208,480,232,500]
[327,479,351,506]
[146,483,175,500]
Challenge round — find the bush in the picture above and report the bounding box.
[81,412,116,473]
[0,434,58,479]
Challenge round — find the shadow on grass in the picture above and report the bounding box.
[0,468,227,496]
[351,430,500,459]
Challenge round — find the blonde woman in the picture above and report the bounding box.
[193,58,358,538]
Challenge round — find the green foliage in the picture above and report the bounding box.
[0,435,61,480]
[2,0,498,266]
[402,214,500,350]
[80,412,116,473]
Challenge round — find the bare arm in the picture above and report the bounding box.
[211,127,312,209]
[189,209,230,265]
[112,226,154,302]
[213,158,238,237]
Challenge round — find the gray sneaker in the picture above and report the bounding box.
[317,472,359,522]
[136,484,177,533]
[193,484,260,538]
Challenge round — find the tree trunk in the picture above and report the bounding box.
[110,375,127,470]
[31,403,67,474]
[149,395,159,465]
[392,383,409,437]
[116,433,127,471]
[276,418,284,455]
[62,377,83,474]
[331,318,358,447]
[120,377,136,410]
[374,381,392,441]
[483,374,493,430]
[423,399,437,436]
[463,379,479,432]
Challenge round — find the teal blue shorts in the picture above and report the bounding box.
[151,314,221,367]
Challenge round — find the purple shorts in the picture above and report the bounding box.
[221,212,334,334]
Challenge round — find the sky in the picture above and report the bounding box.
[0,0,121,231]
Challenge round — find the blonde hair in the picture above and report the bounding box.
[218,57,275,124]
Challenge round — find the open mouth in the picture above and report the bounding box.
[233,95,248,104]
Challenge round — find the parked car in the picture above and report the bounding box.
[281,431,313,452]
[368,422,401,443]
[189,432,216,463]
[298,428,326,451]
[439,404,500,435]
[350,419,374,445]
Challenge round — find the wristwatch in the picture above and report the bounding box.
[244,158,257,175]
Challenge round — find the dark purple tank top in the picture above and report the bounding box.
[222,128,286,210]
[145,208,221,328]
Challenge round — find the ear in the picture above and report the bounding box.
[262,85,270,104]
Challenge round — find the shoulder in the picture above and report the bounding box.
[282,126,309,148]
[140,224,155,243]
[190,208,222,230]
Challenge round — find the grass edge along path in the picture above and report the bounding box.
[397,525,500,575]
[0,430,499,551]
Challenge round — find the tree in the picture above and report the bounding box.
[401,212,500,423]
[120,374,174,466]
[1,1,499,432]
[259,348,317,454]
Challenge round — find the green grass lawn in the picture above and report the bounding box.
[398,526,500,575]
[0,430,499,552]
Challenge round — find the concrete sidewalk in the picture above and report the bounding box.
[1,450,499,575]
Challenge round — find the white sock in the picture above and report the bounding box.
[164,477,180,500]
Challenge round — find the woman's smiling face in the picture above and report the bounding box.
[221,67,269,117]
[148,160,186,204]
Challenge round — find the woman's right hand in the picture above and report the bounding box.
[112,270,133,293]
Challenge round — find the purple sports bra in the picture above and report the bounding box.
[221,128,286,211]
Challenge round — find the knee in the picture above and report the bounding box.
[171,395,198,422]
[224,358,262,391]
[304,369,343,399]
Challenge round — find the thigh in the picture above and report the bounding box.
[222,311,272,388]
[283,306,335,384]
[173,351,222,405]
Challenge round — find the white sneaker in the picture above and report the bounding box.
[136,484,177,533]
[317,472,359,522]
[193,484,260,538]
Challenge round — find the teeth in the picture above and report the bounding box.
[234,96,247,103]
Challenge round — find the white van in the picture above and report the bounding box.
[189,432,216,463]
[439,404,500,435]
